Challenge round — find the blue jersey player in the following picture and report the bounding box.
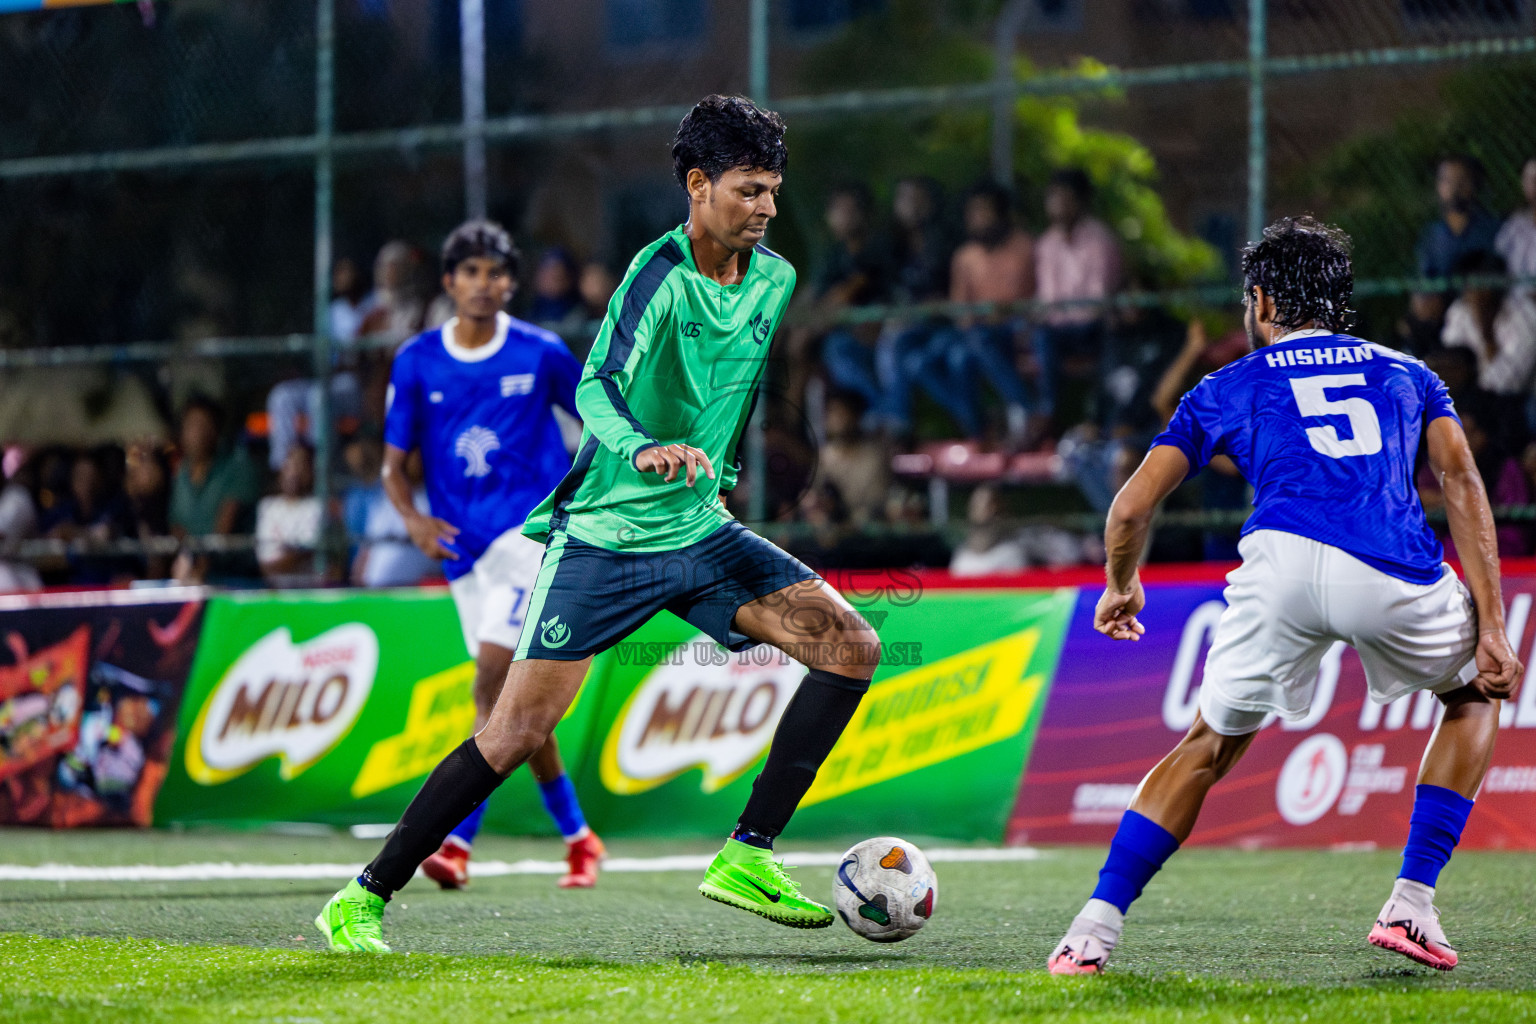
[381,221,605,889]
[1049,217,1522,976]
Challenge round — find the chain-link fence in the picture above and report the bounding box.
[3,0,1535,584]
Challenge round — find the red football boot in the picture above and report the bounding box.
[422,839,471,890]
[557,830,605,889]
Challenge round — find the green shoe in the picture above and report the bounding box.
[315,879,392,952]
[698,839,833,929]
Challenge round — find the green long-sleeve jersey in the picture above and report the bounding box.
[522,225,796,552]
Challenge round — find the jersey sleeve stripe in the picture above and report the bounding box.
[589,238,686,458]
[548,434,602,534]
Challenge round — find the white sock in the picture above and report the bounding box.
[1391,877,1435,915]
[1069,898,1126,946]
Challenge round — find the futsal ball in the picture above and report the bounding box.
[833,837,937,942]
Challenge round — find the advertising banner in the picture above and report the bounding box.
[155,589,595,835]
[0,589,204,827]
[152,582,1076,841]
[1009,576,1536,850]
[574,586,1076,841]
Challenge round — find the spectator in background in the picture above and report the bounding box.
[1032,168,1122,434]
[360,240,429,337]
[1419,406,1528,559]
[1440,251,1536,441]
[123,441,171,580]
[800,184,889,416]
[42,449,134,585]
[1411,155,1501,328]
[933,182,1035,441]
[889,176,951,305]
[329,256,375,343]
[1062,288,1189,512]
[1496,157,1536,294]
[876,176,955,441]
[816,185,891,410]
[255,443,324,586]
[351,448,438,588]
[570,261,619,363]
[42,450,131,542]
[341,436,385,551]
[0,449,41,592]
[169,396,259,542]
[527,248,582,326]
[809,391,890,527]
[950,484,1025,577]
[1150,318,1250,560]
[579,261,617,320]
[267,255,368,470]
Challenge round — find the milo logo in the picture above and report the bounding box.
[184,624,378,785]
[600,633,805,794]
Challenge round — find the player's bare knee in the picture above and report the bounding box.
[843,625,881,679]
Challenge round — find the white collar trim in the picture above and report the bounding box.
[1273,327,1337,346]
[441,311,510,363]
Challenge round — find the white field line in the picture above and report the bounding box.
[0,847,1044,883]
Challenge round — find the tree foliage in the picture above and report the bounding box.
[775,0,1220,288]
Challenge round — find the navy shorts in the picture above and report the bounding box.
[514,520,822,661]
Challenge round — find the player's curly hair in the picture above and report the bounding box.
[441,219,521,279]
[671,94,787,189]
[1241,215,1355,333]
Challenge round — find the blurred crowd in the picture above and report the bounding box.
[779,154,1536,575]
[3,153,1536,590]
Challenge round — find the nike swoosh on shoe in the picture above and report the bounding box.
[744,877,781,902]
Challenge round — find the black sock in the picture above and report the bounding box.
[736,667,868,840]
[363,738,505,895]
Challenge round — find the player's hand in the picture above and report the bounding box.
[1095,581,1147,641]
[1470,628,1522,700]
[635,444,715,487]
[405,512,461,560]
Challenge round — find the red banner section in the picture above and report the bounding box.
[1009,576,1536,850]
[0,589,205,827]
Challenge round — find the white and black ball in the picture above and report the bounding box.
[832,837,937,942]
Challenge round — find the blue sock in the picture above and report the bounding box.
[447,801,487,850]
[539,774,587,841]
[1090,810,1181,914]
[1399,784,1474,887]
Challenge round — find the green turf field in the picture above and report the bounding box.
[3,828,1534,1022]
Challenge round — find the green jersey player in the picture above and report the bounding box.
[318,94,882,953]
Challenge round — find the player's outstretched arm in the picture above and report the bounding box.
[1096,445,1190,641]
[1427,416,1523,698]
[381,443,460,561]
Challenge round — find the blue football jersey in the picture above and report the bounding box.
[384,312,581,580]
[1151,330,1460,585]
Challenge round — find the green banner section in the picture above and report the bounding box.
[157,590,583,836]
[156,586,1076,841]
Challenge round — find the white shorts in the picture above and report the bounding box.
[447,528,546,657]
[1198,530,1479,736]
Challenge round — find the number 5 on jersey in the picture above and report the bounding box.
[1289,374,1382,459]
